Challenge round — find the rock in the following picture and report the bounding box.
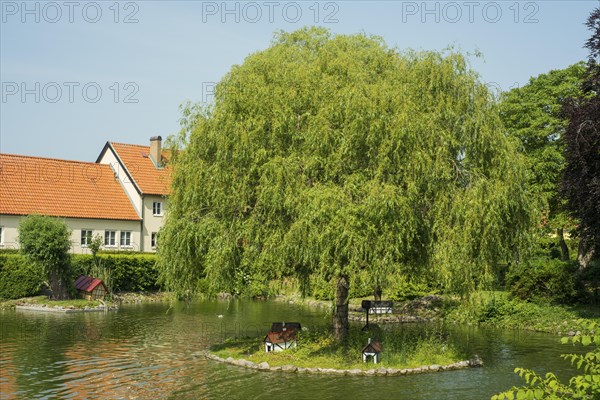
[270,366,282,371]
[225,357,234,364]
[386,368,401,376]
[469,356,483,367]
[363,369,376,376]
[258,362,270,370]
[306,368,319,374]
[296,367,307,373]
[399,369,407,375]
[281,365,298,373]
[318,368,336,374]
[429,364,441,372]
[348,369,363,375]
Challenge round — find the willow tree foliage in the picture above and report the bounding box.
[158,28,534,339]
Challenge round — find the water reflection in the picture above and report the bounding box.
[0,300,578,399]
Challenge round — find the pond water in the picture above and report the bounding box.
[0,300,580,399]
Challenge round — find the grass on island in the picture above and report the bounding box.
[3,295,104,309]
[211,326,463,370]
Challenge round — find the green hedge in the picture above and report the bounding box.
[71,253,160,292]
[0,254,44,299]
[0,253,160,299]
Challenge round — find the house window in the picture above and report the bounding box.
[151,232,158,249]
[120,231,132,247]
[153,201,163,216]
[104,230,116,246]
[81,230,93,246]
[0,226,3,245]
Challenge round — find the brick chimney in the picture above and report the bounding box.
[150,136,162,166]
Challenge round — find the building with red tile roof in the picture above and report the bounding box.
[0,137,171,253]
[97,136,172,252]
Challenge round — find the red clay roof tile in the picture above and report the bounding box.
[109,142,172,195]
[0,153,140,221]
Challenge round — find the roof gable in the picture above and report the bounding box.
[362,341,383,353]
[106,142,172,195]
[0,153,140,221]
[75,275,107,292]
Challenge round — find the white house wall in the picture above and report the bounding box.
[97,148,143,217]
[0,214,141,254]
[142,195,167,252]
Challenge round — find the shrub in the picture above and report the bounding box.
[0,254,43,299]
[18,215,72,299]
[71,253,160,292]
[506,257,578,303]
[388,277,433,302]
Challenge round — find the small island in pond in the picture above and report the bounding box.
[208,324,481,375]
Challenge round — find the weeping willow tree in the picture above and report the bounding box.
[158,27,534,340]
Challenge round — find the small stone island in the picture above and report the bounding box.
[203,350,483,376]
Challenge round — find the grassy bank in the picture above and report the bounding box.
[0,295,105,310]
[275,291,599,335]
[212,327,462,370]
[442,291,600,334]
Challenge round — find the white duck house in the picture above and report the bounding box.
[263,322,301,352]
[362,338,382,364]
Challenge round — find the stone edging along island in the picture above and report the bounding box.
[15,304,118,313]
[202,351,483,376]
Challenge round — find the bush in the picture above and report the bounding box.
[388,277,433,302]
[506,257,578,303]
[71,253,161,292]
[0,254,43,299]
[578,260,600,304]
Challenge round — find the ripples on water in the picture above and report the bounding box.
[0,301,578,399]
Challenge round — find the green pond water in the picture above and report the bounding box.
[0,300,581,399]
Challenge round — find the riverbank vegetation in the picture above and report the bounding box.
[211,327,462,371]
[0,249,161,301]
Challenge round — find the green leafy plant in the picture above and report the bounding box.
[506,257,578,304]
[18,215,72,300]
[492,320,599,399]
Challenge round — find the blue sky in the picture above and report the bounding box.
[1,0,598,161]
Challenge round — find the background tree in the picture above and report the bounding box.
[562,7,600,269]
[18,215,72,300]
[158,28,534,340]
[500,63,586,261]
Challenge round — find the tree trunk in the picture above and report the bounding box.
[577,235,595,270]
[48,269,70,300]
[557,227,570,261]
[333,274,349,341]
[374,286,382,301]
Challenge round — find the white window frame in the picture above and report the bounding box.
[120,231,132,247]
[0,226,4,245]
[152,201,163,216]
[104,230,116,247]
[81,230,93,247]
[151,232,158,249]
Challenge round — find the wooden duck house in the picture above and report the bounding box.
[263,322,301,352]
[362,338,382,364]
[74,275,108,300]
